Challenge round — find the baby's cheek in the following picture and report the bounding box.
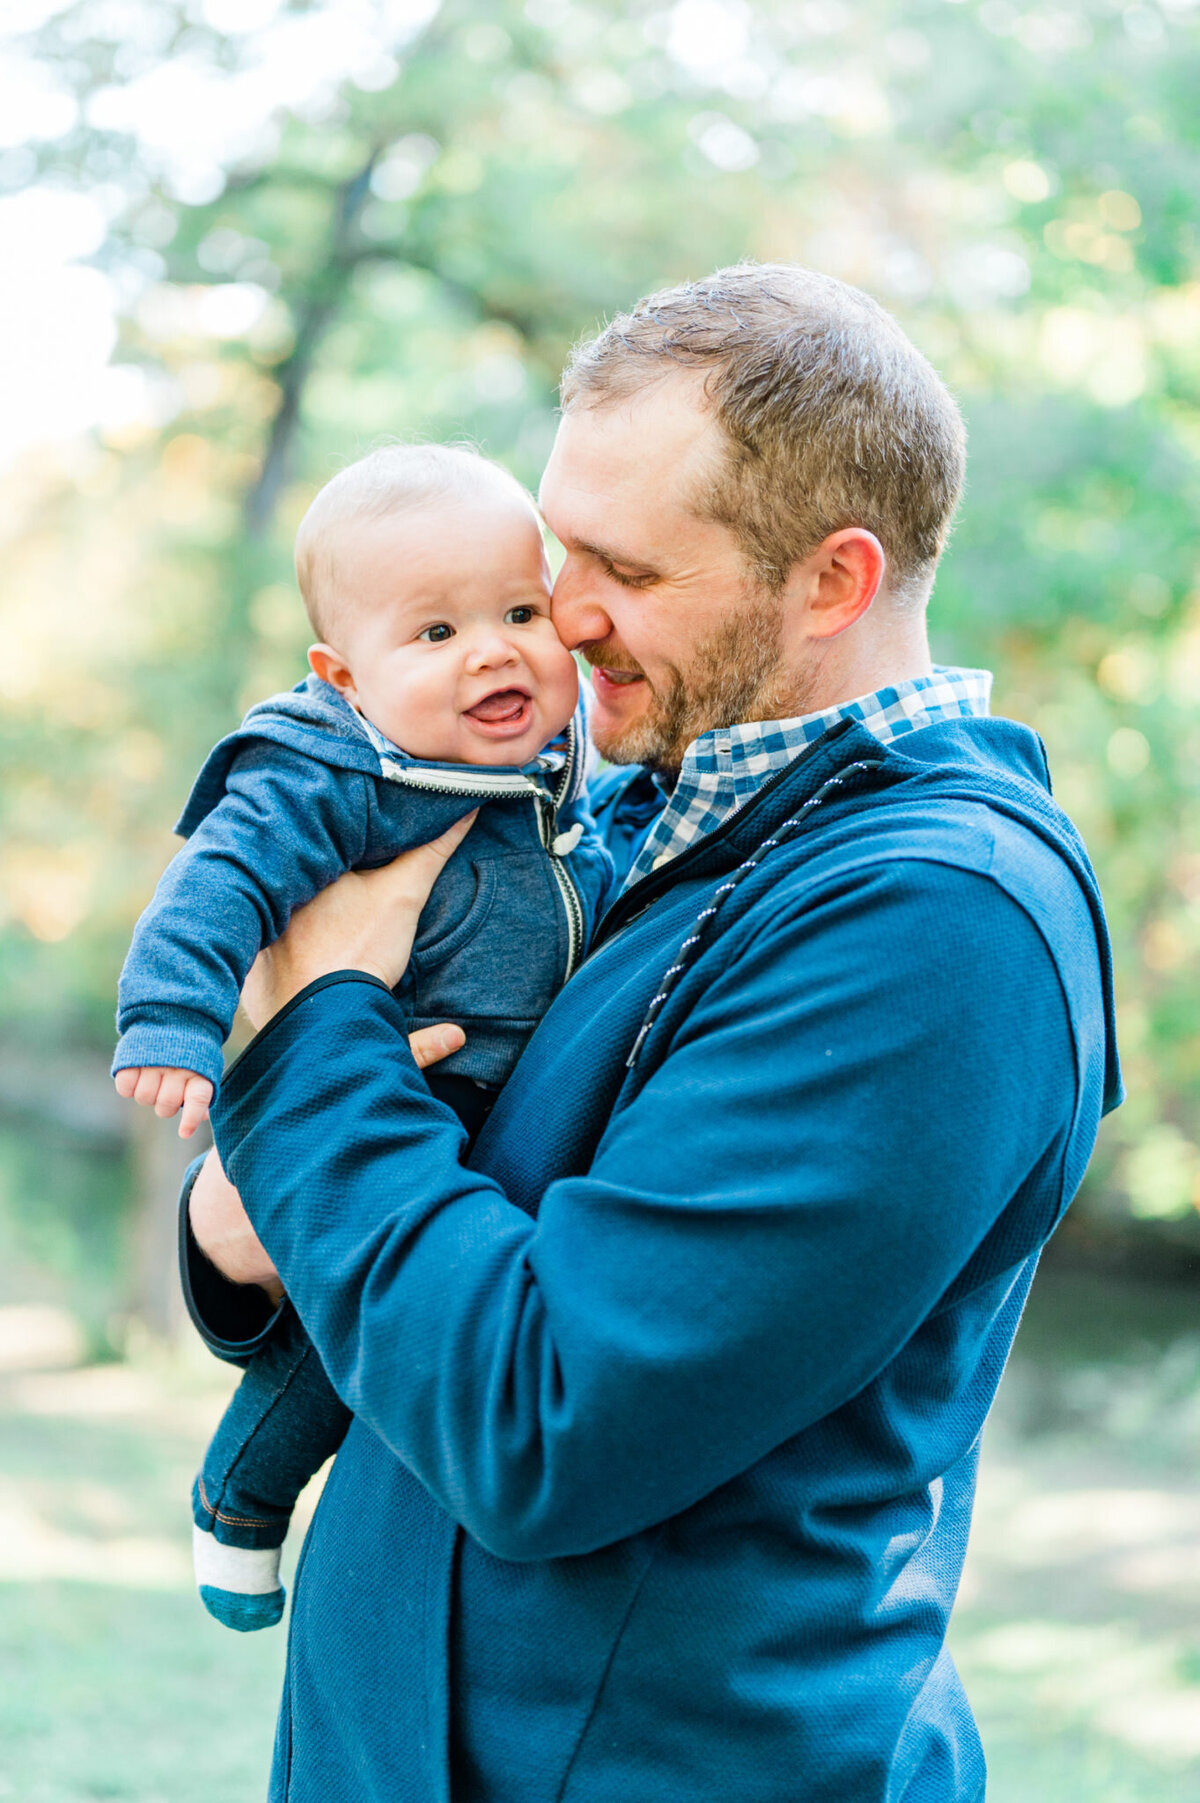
[547,647,581,713]
[545,628,579,673]
[369,662,459,757]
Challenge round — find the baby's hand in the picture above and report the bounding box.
[114,1066,214,1139]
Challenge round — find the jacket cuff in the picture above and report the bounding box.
[220,969,394,1088]
[177,1151,287,1364]
[112,1019,225,1092]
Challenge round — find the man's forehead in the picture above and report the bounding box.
[539,377,721,534]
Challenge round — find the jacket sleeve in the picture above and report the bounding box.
[177,1153,287,1366]
[209,861,1077,1562]
[113,745,370,1090]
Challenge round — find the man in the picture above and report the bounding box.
[187,265,1121,1802]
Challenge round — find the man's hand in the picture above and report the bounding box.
[189,1144,282,1299]
[241,812,478,1032]
[114,1065,214,1139]
[188,1021,467,1295]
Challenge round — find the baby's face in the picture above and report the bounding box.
[315,492,579,767]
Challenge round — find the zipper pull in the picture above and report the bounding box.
[551,822,583,857]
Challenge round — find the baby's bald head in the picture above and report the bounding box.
[295,444,539,645]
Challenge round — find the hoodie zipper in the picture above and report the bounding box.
[376,761,542,798]
[534,788,585,982]
[539,712,586,981]
[376,739,586,983]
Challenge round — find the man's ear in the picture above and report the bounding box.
[308,643,359,706]
[790,529,886,642]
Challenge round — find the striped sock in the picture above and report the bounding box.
[193,1524,285,1632]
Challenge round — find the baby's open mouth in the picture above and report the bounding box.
[464,688,533,727]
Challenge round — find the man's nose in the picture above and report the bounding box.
[551,557,613,651]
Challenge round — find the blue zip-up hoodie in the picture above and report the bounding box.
[114,677,611,1091]
[189,713,1120,1803]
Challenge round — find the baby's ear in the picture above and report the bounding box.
[308,643,357,703]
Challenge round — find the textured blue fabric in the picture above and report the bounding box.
[114,677,612,1091]
[196,714,1119,1803]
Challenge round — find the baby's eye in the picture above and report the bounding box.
[418,623,455,643]
[504,606,536,625]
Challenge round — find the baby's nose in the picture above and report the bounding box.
[465,628,520,667]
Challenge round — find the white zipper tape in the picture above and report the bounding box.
[378,760,539,797]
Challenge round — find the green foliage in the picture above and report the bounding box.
[3,0,1198,1235]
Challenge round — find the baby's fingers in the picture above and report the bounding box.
[114,1068,141,1100]
[154,1069,188,1119]
[179,1076,214,1140]
[132,1067,166,1108]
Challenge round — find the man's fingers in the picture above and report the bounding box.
[373,809,479,890]
[235,809,481,1026]
[356,810,480,923]
[408,1023,467,1070]
[188,1147,282,1297]
[425,810,478,863]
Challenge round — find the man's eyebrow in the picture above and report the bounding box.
[573,537,658,571]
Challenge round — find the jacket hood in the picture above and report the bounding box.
[879,714,1122,1115]
[605,713,1123,1120]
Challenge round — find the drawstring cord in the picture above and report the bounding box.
[625,759,886,1071]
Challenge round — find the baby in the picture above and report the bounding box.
[113,444,612,1629]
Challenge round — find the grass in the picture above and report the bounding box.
[948,1261,1200,1800]
[0,1351,284,1803]
[1,1259,1198,1800]
[0,1586,281,1803]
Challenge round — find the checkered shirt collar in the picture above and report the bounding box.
[624,666,993,889]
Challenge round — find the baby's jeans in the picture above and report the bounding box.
[193,1305,349,1558]
[194,1069,495,1556]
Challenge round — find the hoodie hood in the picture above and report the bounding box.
[176,674,587,838]
[603,712,1123,1123]
[880,715,1122,1118]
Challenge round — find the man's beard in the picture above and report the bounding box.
[584,590,796,773]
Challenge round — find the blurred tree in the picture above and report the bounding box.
[1,0,1198,1320]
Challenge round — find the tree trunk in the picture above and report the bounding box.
[243,155,379,537]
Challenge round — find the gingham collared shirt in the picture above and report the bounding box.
[624,665,994,889]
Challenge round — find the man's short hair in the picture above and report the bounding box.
[560,263,966,603]
[295,443,535,641]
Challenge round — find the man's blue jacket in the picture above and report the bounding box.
[193,714,1121,1803]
